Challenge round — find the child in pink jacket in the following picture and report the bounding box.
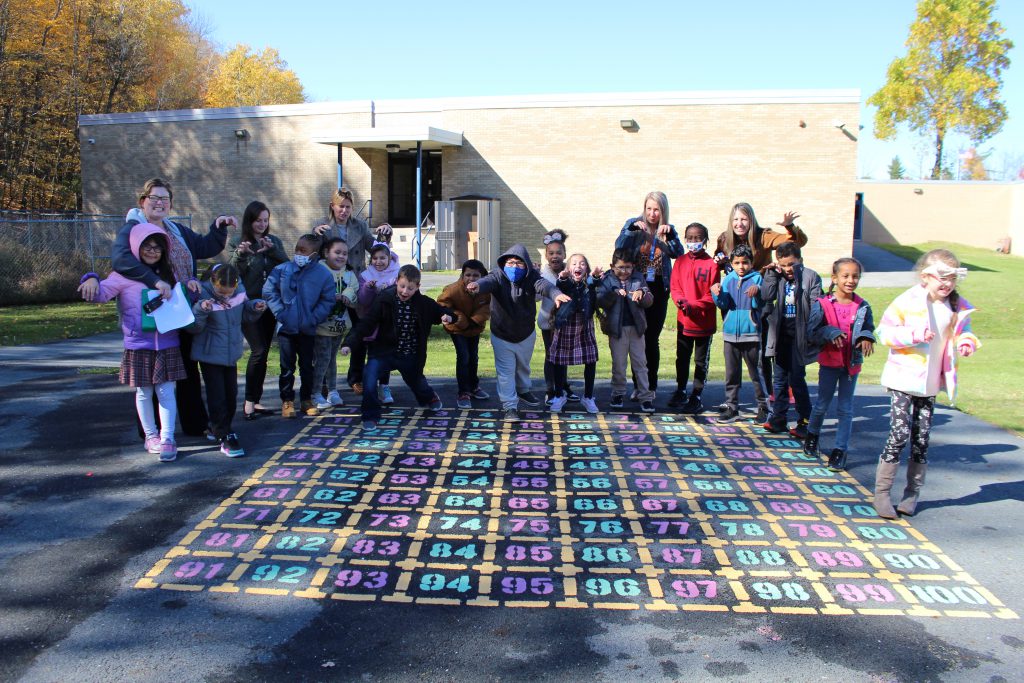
[79,223,186,462]
[872,248,980,519]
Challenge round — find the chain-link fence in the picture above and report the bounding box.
[0,212,191,306]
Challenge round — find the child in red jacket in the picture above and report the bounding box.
[669,222,720,413]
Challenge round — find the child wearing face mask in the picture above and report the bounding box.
[263,234,336,419]
[668,222,721,414]
[466,244,569,422]
[188,263,266,457]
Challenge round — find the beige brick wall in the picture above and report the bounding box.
[426,102,859,273]
[857,180,1024,254]
[81,95,859,272]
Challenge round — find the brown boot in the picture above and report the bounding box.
[281,401,297,419]
[897,461,927,516]
[873,460,900,519]
[301,400,319,417]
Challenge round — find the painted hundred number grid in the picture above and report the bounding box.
[137,409,1017,619]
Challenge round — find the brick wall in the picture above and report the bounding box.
[81,94,859,272]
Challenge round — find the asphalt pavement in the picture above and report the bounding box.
[1,329,1022,682]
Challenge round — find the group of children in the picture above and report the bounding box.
[84,216,980,520]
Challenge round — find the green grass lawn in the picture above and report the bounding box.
[4,243,1021,433]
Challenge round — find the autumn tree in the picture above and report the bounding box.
[961,147,990,179]
[888,156,908,179]
[868,0,1013,180]
[204,44,306,108]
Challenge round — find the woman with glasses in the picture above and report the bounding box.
[102,178,230,437]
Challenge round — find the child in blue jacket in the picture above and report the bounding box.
[711,245,768,422]
[263,234,335,419]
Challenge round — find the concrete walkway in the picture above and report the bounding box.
[853,240,917,287]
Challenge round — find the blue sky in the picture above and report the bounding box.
[186,0,1024,180]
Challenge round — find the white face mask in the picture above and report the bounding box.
[293,254,311,267]
[685,241,704,253]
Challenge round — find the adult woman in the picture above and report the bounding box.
[86,178,230,436]
[313,187,393,392]
[229,201,288,420]
[713,203,806,273]
[614,191,683,399]
[714,202,808,408]
[313,187,388,274]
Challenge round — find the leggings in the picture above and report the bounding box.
[137,382,176,442]
[553,363,596,399]
[881,390,935,464]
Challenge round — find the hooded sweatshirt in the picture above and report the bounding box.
[669,248,720,336]
[474,244,557,343]
[713,270,763,343]
[90,223,181,351]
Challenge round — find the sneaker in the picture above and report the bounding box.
[545,392,557,406]
[316,394,333,410]
[609,394,625,409]
[827,448,848,472]
[428,394,443,412]
[581,397,599,414]
[203,429,218,443]
[565,389,581,402]
[281,401,297,419]
[760,420,787,433]
[457,393,472,409]
[549,395,568,413]
[220,433,245,458]
[682,394,703,415]
[789,418,809,440]
[144,436,161,454]
[640,400,655,413]
[803,432,820,457]
[159,439,177,462]
[327,390,344,407]
[470,387,490,400]
[351,382,364,395]
[717,406,739,423]
[362,420,377,431]
[503,408,520,422]
[755,406,769,423]
[667,389,687,409]
[301,400,319,417]
[517,392,543,408]
[379,385,394,405]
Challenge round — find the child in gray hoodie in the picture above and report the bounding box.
[189,263,265,457]
[467,244,568,421]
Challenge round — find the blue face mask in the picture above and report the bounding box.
[293,254,311,267]
[503,264,526,283]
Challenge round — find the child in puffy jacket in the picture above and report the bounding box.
[77,223,186,463]
[188,263,266,457]
[263,234,335,418]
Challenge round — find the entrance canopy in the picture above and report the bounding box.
[312,126,463,150]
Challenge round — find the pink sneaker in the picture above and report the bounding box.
[159,439,177,463]
[144,436,161,454]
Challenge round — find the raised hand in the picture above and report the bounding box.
[778,211,800,228]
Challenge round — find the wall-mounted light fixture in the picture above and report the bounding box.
[234,129,249,140]
[913,188,924,195]
[385,143,400,152]
[620,119,638,131]
[798,120,807,128]
[832,120,846,130]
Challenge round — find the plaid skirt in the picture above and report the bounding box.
[550,314,598,366]
[120,347,187,387]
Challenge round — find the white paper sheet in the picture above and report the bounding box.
[145,284,195,333]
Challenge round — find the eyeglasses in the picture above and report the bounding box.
[927,273,958,284]
[144,195,171,204]
[140,243,164,252]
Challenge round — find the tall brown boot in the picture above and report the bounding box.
[873,460,900,519]
[896,461,927,516]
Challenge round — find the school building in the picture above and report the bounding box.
[78,89,862,271]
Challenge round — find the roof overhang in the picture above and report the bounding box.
[312,126,463,150]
